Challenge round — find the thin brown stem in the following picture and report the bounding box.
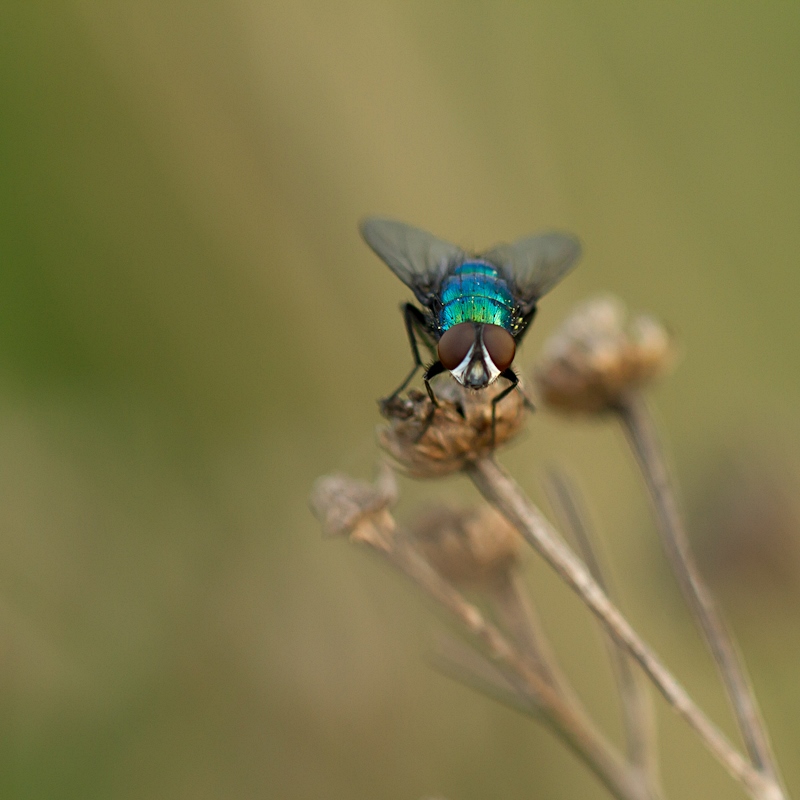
[467,457,782,800]
[309,469,658,800]
[485,571,582,701]
[545,470,660,790]
[482,569,663,796]
[376,529,656,800]
[616,393,784,793]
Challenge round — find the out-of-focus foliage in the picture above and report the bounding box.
[2,3,800,798]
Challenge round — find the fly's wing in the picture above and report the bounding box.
[360,217,464,306]
[484,232,581,314]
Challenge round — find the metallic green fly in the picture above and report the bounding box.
[361,217,581,433]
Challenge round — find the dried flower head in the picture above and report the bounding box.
[409,504,523,588]
[534,295,673,414]
[309,464,398,551]
[378,379,527,478]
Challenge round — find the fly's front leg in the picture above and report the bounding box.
[386,303,432,400]
[416,360,446,439]
[423,360,446,407]
[517,384,536,412]
[490,368,522,448]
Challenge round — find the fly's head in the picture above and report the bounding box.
[437,323,516,390]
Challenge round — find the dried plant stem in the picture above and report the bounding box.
[545,471,660,790]
[481,571,663,797]
[615,393,784,792]
[360,521,656,800]
[485,571,581,701]
[467,457,782,800]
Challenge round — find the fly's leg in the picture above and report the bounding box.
[423,360,446,406]
[415,360,446,440]
[507,306,537,413]
[516,306,537,342]
[490,368,522,448]
[517,384,536,412]
[385,303,432,400]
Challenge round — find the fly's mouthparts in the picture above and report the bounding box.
[465,360,489,388]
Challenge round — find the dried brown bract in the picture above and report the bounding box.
[378,380,527,477]
[409,504,523,588]
[534,296,673,414]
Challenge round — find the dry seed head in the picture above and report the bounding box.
[410,504,523,588]
[309,464,399,550]
[534,296,673,414]
[378,379,527,478]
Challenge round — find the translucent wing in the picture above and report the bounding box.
[360,217,464,305]
[484,232,581,312]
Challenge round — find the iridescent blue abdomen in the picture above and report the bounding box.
[438,260,517,333]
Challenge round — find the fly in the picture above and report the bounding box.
[361,217,581,436]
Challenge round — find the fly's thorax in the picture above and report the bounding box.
[438,322,516,390]
[438,260,522,333]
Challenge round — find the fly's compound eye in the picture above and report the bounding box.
[482,324,516,372]
[438,323,476,370]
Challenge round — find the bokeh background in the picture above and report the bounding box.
[3,3,800,798]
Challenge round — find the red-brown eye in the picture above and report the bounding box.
[438,323,476,370]
[482,324,516,371]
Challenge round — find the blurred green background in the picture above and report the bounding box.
[2,3,800,798]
